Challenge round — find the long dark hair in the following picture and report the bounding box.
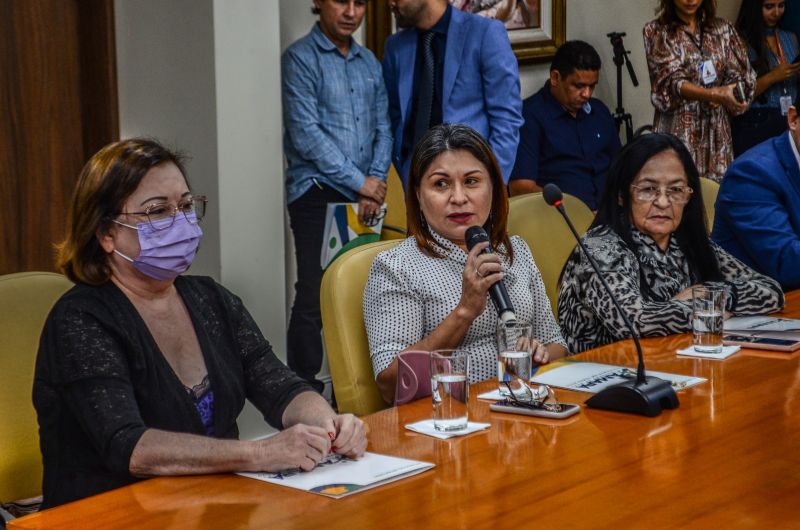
[406,124,512,261]
[736,0,776,77]
[593,133,721,297]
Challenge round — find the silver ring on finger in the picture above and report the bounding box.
[474,266,482,278]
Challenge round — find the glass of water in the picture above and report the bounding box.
[430,349,470,432]
[692,285,726,353]
[496,319,534,396]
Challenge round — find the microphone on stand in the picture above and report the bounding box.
[543,184,678,417]
[465,226,517,323]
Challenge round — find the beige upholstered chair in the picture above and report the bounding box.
[380,165,407,240]
[0,272,73,504]
[699,177,720,232]
[507,193,595,316]
[320,240,400,416]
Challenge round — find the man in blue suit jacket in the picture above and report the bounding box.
[383,0,523,185]
[712,106,800,290]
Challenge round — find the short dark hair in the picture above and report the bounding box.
[550,40,601,77]
[406,124,513,261]
[657,0,716,29]
[312,0,370,15]
[57,138,189,285]
[593,133,722,296]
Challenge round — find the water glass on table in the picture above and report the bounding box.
[691,285,726,354]
[496,319,534,396]
[430,349,470,432]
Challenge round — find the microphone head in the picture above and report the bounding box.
[542,184,563,207]
[464,225,489,251]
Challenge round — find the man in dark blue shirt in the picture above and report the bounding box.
[509,40,620,210]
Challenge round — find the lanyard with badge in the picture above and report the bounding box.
[685,26,718,87]
[769,33,793,115]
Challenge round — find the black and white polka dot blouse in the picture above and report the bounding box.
[363,230,565,383]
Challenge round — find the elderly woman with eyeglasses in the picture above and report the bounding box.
[33,138,366,509]
[557,133,784,353]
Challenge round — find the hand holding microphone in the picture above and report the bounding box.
[464,226,516,323]
[458,240,503,320]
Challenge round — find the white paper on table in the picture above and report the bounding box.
[724,316,800,332]
[404,419,490,439]
[677,345,740,360]
[529,361,706,393]
[238,452,433,498]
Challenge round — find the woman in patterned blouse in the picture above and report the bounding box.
[644,0,755,182]
[558,133,784,354]
[364,124,566,403]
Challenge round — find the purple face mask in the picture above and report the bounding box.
[113,212,203,281]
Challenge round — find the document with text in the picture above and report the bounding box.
[724,316,800,332]
[238,452,434,499]
[530,360,706,393]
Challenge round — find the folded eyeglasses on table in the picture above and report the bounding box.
[499,380,566,412]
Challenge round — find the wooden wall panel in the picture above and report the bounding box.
[0,0,118,275]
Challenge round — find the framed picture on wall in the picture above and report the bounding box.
[366,0,565,64]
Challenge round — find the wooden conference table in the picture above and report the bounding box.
[11,292,800,529]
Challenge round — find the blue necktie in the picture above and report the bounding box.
[413,30,435,149]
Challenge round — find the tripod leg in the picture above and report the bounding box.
[625,114,634,144]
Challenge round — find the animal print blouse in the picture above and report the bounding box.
[558,226,784,353]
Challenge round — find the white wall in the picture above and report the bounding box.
[115,0,221,279]
[116,0,286,440]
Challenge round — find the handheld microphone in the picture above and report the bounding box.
[543,184,678,417]
[465,226,516,323]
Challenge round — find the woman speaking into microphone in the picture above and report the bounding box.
[363,124,566,404]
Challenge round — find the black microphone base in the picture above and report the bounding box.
[585,376,679,417]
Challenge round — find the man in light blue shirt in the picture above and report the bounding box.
[282,0,392,392]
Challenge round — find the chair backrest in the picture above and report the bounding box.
[380,165,407,241]
[0,272,73,503]
[507,193,595,316]
[321,240,400,416]
[699,177,720,232]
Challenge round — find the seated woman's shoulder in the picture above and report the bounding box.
[373,236,426,267]
[581,225,619,249]
[577,226,630,267]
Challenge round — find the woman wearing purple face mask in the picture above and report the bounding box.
[33,138,367,509]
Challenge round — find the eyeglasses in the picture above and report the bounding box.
[114,195,208,231]
[501,381,563,412]
[630,184,693,204]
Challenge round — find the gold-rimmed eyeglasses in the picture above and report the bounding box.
[630,185,693,204]
[114,195,208,231]
[501,381,563,412]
